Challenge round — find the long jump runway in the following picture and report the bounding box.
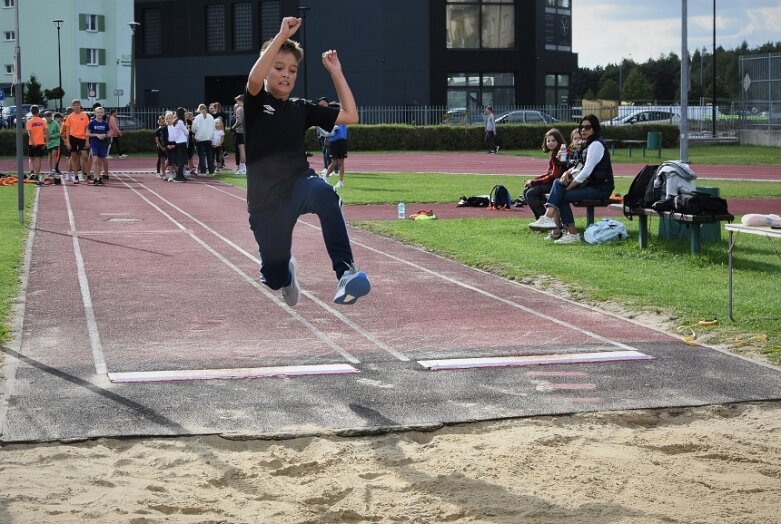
[3,173,781,443]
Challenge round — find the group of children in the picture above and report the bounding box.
[25,99,118,186]
[153,105,233,182]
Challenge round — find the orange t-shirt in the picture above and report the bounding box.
[26,116,47,146]
[65,112,90,139]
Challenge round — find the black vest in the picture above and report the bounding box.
[582,136,614,188]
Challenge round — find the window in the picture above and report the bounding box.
[545,74,570,106]
[86,14,98,32]
[80,48,105,66]
[86,49,98,65]
[206,4,226,52]
[3,31,15,41]
[3,0,15,8]
[81,81,106,99]
[232,3,252,50]
[142,8,162,55]
[260,1,280,43]
[446,0,514,49]
[4,64,13,75]
[447,72,514,109]
[79,14,104,32]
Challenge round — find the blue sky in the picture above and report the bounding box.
[572,0,781,68]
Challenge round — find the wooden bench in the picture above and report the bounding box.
[623,205,734,254]
[621,140,647,157]
[573,199,613,226]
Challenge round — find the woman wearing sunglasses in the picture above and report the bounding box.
[528,114,615,244]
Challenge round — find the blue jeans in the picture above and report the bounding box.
[196,140,215,174]
[248,172,353,290]
[546,179,612,227]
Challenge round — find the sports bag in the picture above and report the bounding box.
[673,191,730,216]
[623,164,659,210]
[584,218,629,245]
[489,184,512,210]
[457,195,490,207]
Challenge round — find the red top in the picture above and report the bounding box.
[529,155,562,186]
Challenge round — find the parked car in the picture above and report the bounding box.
[115,114,145,130]
[442,107,485,125]
[495,110,559,124]
[608,110,679,126]
[2,104,38,128]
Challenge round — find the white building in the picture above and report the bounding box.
[0,0,134,110]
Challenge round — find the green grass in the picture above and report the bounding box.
[0,186,33,342]
[216,170,781,362]
[217,172,781,204]
[501,144,781,165]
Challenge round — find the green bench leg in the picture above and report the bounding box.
[586,207,595,226]
[628,144,633,157]
[638,214,648,249]
[690,225,701,255]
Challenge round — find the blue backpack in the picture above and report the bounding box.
[584,218,628,245]
[489,184,512,210]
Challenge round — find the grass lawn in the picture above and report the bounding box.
[217,171,781,362]
[500,144,781,165]
[0,186,33,342]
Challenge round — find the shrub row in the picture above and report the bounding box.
[0,124,678,156]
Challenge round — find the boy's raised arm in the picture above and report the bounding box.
[322,50,359,125]
[247,17,301,96]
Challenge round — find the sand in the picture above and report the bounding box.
[0,400,779,523]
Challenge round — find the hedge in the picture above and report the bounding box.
[0,124,678,156]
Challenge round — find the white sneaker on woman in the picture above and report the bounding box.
[554,232,582,244]
[528,216,558,231]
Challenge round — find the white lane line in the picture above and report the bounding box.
[109,363,359,383]
[115,175,361,364]
[62,185,108,374]
[418,350,654,371]
[74,229,183,235]
[120,174,409,362]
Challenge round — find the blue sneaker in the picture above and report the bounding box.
[333,267,370,305]
[281,257,300,307]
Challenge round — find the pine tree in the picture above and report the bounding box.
[24,75,45,105]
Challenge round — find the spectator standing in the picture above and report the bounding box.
[232,94,246,174]
[245,17,370,306]
[154,115,168,177]
[192,103,216,175]
[25,105,50,185]
[63,99,90,183]
[170,108,189,182]
[484,106,498,154]
[315,96,334,177]
[86,106,110,185]
[324,118,348,189]
[212,118,225,171]
[44,111,62,177]
[107,109,126,158]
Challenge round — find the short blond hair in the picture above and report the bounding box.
[260,38,303,63]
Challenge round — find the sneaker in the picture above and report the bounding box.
[333,266,371,305]
[72,176,79,185]
[321,168,328,178]
[528,215,558,231]
[95,177,104,186]
[172,176,187,183]
[106,155,113,159]
[281,257,300,306]
[545,230,563,240]
[554,232,582,245]
[334,181,344,189]
[120,154,128,158]
[495,146,500,153]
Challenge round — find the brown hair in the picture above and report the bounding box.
[541,128,565,154]
[260,38,303,63]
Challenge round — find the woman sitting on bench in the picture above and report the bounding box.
[528,114,615,245]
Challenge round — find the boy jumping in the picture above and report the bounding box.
[245,16,370,307]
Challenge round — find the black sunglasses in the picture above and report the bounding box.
[578,124,593,131]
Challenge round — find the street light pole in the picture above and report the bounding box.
[711,0,716,136]
[128,21,140,117]
[298,6,310,100]
[53,19,63,111]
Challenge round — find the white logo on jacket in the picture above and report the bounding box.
[263,105,275,115]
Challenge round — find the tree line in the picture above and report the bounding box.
[573,41,781,104]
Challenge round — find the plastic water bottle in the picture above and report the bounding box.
[397,202,406,219]
[558,143,568,162]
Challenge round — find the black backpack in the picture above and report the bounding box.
[674,191,730,216]
[623,165,659,210]
[489,184,512,210]
[457,195,490,207]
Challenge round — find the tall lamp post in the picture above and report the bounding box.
[53,19,64,110]
[298,6,310,100]
[128,21,140,116]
